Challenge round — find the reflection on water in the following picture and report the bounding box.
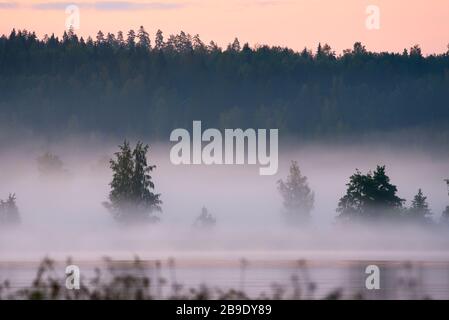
[1,257,449,299]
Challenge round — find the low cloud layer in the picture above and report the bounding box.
[0,1,186,11]
[0,2,18,9]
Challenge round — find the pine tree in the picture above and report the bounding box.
[117,31,124,46]
[174,31,192,52]
[410,44,422,58]
[86,36,93,47]
[67,26,76,41]
[155,29,164,50]
[192,34,205,51]
[104,141,162,223]
[137,26,151,49]
[126,29,136,48]
[316,42,323,59]
[352,42,367,55]
[106,33,116,47]
[207,41,220,52]
[337,165,404,221]
[277,161,314,224]
[228,37,241,52]
[96,30,105,44]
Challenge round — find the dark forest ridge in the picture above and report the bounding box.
[1,27,449,142]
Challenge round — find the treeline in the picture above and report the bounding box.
[1,27,449,140]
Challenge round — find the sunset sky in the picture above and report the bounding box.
[1,0,448,54]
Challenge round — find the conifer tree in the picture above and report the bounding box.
[126,29,136,48]
[137,26,151,49]
[154,29,164,50]
[409,188,431,220]
[0,194,20,226]
[37,152,65,176]
[193,207,216,229]
[117,31,124,46]
[442,180,449,223]
[96,30,105,44]
[277,161,314,224]
[104,141,162,223]
[337,165,404,221]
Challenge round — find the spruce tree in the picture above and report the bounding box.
[0,194,20,226]
[409,189,431,220]
[131,142,161,213]
[277,161,314,224]
[104,141,162,223]
[193,207,216,229]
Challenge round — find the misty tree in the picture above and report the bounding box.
[193,207,216,229]
[337,165,405,221]
[407,189,432,222]
[442,179,449,223]
[37,152,65,176]
[103,141,162,223]
[277,161,314,224]
[0,194,20,226]
[442,206,449,223]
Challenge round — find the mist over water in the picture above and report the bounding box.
[1,139,449,262]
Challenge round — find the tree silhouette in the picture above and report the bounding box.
[408,189,432,222]
[228,37,241,52]
[337,165,404,221]
[442,206,449,222]
[117,31,124,46]
[442,179,449,223]
[96,30,105,44]
[137,26,151,49]
[37,152,65,176]
[154,29,164,50]
[126,29,136,48]
[0,194,20,226]
[193,207,216,229]
[277,161,314,224]
[104,140,162,223]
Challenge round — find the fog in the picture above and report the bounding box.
[1,139,449,262]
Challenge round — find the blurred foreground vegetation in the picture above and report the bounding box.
[0,257,436,300]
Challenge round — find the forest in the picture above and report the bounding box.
[1,27,449,143]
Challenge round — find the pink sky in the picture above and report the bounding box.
[1,0,448,54]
